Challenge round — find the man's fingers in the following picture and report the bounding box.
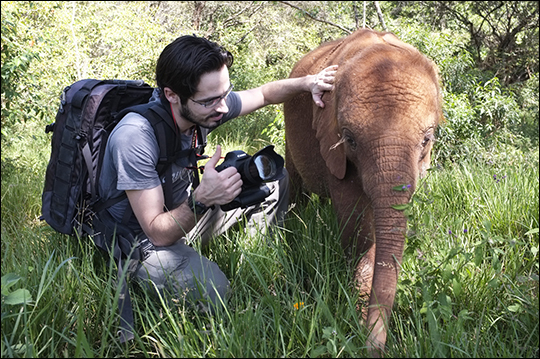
[320,65,338,82]
[312,94,325,108]
[312,64,338,108]
[205,145,222,169]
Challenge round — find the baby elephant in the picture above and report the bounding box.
[284,29,443,355]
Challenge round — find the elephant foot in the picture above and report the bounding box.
[365,306,388,357]
[366,339,385,358]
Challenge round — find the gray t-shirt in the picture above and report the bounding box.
[99,91,242,234]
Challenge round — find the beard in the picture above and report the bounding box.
[180,104,222,129]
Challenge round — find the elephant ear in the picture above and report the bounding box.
[313,91,346,179]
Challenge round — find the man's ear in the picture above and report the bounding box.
[163,87,179,104]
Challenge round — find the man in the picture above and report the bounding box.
[99,35,337,312]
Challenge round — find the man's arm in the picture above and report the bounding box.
[126,146,242,247]
[126,185,195,246]
[237,65,338,116]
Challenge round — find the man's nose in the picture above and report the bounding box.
[214,97,229,113]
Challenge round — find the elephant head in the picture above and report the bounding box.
[284,29,443,355]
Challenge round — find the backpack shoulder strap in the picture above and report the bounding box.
[106,100,208,217]
[117,101,179,174]
[116,101,186,211]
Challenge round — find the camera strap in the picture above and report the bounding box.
[190,126,207,189]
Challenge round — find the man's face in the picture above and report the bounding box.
[180,65,231,129]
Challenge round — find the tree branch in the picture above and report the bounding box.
[70,2,82,79]
[278,1,352,34]
[353,1,359,29]
[363,1,367,28]
[374,1,387,31]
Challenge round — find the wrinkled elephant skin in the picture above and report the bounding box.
[284,29,443,356]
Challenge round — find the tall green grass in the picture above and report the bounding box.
[394,155,539,357]
[2,121,538,357]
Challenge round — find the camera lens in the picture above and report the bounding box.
[253,154,277,181]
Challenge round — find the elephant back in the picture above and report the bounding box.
[290,29,398,78]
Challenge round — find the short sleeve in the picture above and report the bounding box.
[107,113,162,191]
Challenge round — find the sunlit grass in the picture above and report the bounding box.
[393,155,539,358]
[2,120,538,357]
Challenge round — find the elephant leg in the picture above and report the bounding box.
[328,177,375,302]
[346,217,375,323]
[329,182,374,255]
[355,242,376,322]
[285,143,307,205]
[328,176,379,340]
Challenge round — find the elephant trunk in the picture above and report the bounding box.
[360,144,417,354]
[365,205,407,353]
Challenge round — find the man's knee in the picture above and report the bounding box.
[133,241,230,311]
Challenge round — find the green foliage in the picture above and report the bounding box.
[395,156,539,357]
[1,2,42,131]
[512,73,540,144]
[2,1,538,159]
[2,273,32,305]
[386,3,539,165]
[389,21,539,165]
[391,1,539,85]
[1,1,539,357]
[434,77,537,165]
[3,143,538,357]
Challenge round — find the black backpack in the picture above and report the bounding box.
[40,78,208,342]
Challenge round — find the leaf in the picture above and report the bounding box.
[483,220,492,232]
[392,203,411,211]
[322,326,335,338]
[507,304,521,313]
[474,246,483,266]
[458,309,473,321]
[310,345,328,357]
[524,228,539,236]
[1,273,21,295]
[4,288,32,305]
[392,184,410,191]
[452,278,462,296]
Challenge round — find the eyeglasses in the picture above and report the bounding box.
[189,84,234,108]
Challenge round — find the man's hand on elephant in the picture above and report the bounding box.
[311,64,338,108]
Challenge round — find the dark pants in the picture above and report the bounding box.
[132,171,289,312]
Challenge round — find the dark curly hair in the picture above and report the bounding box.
[155,35,234,104]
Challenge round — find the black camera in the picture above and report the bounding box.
[215,145,285,211]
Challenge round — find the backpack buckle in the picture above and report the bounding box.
[137,238,154,261]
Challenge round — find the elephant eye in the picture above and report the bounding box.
[346,136,357,149]
[343,130,357,150]
[421,129,435,147]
